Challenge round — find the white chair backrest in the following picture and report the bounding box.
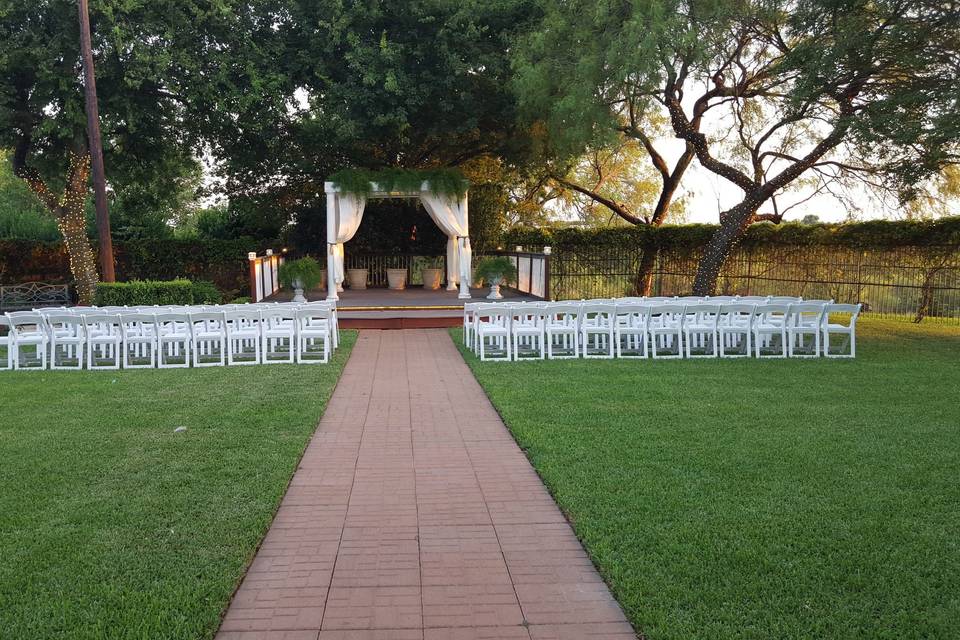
[752,303,790,318]
[647,303,686,324]
[787,302,826,325]
[737,296,769,303]
[45,313,85,330]
[83,313,122,335]
[189,311,226,327]
[296,306,330,323]
[685,302,721,322]
[154,312,190,333]
[767,296,801,304]
[823,303,861,325]
[580,303,616,326]
[543,303,580,326]
[719,303,756,325]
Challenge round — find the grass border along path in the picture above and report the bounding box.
[455,320,960,640]
[0,332,356,639]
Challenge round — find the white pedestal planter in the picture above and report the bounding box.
[421,268,442,290]
[291,278,307,303]
[346,268,368,290]
[386,268,407,290]
[486,279,504,300]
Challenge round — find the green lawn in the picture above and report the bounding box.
[0,332,355,639]
[454,320,960,640]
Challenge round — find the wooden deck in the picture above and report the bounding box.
[267,286,537,329]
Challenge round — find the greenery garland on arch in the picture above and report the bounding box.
[328,168,469,198]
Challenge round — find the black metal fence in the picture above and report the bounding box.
[343,254,447,288]
[544,243,960,323]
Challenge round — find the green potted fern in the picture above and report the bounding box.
[279,257,323,303]
[474,256,518,300]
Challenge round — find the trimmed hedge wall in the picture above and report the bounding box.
[0,238,254,298]
[503,218,960,252]
[93,279,224,306]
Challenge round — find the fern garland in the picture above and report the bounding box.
[328,168,469,197]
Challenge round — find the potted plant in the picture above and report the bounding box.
[346,267,368,290]
[420,256,443,290]
[278,256,323,303]
[386,267,407,290]
[474,256,518,300]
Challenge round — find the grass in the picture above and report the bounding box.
[0,331,355,639]
[454,319,960,640]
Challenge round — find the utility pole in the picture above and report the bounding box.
[77,0,115,281]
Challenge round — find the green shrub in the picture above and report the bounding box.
[94,280,195,306]
[474,256,518,285]
[190,280,223,304]
[278,257,324,290]
[229,296,252,304]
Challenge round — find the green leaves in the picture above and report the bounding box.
[328,167,469,198]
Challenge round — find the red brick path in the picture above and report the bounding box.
[216,329,635,640]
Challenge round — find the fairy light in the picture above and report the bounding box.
[56,153,100,305]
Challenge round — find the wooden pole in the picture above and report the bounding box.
[78,0,115,281]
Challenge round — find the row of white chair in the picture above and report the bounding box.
[463,297,861,361]
[1,302,339,371]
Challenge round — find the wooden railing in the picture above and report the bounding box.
[248,251,284,302]
[486,250,551,299]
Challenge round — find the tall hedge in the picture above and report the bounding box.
[503,218,960,252]
[0,238,254,298]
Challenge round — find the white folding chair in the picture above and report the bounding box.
[46,313,87,369]
[752,303,790,358]
[822,303,861,358]
[189,311,226,367]
[296,306,331,364]
[718,303,754,358]
[786,303,826,357]
[475,304,511,361]
[83,314,122,370]
[684,303,720,358]
[121,313,158,369]
[463,302,482,352]
[544,303,581,359]
[261,307,296,364]
[6,312,49,370]
[225,309,262,365]
[580,303,616,359]
[648,303,686,359]
[614,303,649,359]
[155,312,192,368]
[510,304,545,360]
[0,315,15,370]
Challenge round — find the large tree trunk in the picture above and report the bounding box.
[692,200,759,295]
[633,247,658,296]
[14,151,100,304]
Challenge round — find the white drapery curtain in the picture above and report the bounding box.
[420,192,472,290]
[328,193,367,286]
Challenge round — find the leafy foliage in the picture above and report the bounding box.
[329,168,469,198]
[278,257,324,290]
[94,280,195,306]
[474,256,518,285]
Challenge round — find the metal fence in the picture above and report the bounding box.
[343,254,448,288]
[544,243,960,323]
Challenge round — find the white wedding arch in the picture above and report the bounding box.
[324,179,472,300]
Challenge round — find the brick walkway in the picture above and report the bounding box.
[216,329,635,640]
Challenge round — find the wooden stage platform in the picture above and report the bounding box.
[267,286,537,329]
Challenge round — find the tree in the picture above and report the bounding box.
[512,1,697,293]
[1,0,292,299]
[515,0,960,294]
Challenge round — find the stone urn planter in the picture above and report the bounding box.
[291,278,307,303]
[346,268,368,290]
[421,267,442,291]
[485,276,504,300]
[473,257,518,302]
[386,268,408,290]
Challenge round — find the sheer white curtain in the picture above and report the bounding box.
[420,193,472,295]
[327,192,367,290]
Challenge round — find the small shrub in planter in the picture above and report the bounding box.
[279,257,324,301]
[474,257,518,300]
